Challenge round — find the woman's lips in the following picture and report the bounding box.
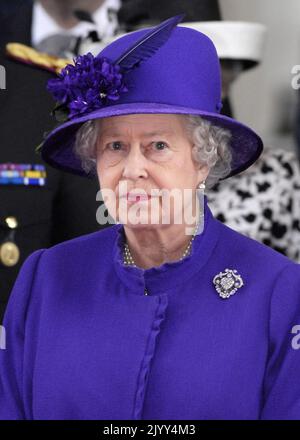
[118,191,160,204]
[126,193,152,203]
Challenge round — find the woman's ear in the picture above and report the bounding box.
[197,162,209,183]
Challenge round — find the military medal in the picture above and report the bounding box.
[0,216,20,267]
[0,241,20,267]
[213,268,244,299]
[0,163,46,186]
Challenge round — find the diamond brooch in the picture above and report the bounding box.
[213,268,244,299]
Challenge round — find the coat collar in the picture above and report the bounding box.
[112,195,221,296]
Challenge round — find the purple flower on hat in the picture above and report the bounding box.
[47,53,129,120]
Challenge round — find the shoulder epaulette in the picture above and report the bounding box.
[5,42,73,75]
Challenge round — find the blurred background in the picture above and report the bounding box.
[219,0,300,153]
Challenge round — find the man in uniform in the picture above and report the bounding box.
[0,1,114,321]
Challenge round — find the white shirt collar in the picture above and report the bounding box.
[31,0,121,47]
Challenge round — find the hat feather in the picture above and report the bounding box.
[112,14,185,72]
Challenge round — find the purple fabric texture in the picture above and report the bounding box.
[1,196,300,420]
[41,25,263,180]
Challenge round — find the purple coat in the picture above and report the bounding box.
[1,196,300,420]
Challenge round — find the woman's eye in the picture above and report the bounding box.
[108,142,123,151]
[152,141,168,151]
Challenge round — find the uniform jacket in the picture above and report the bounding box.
[0,2,103,321]
[1,196,300,420]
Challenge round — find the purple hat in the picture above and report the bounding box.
[40,15,263,179]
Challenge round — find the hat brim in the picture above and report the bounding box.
[41,102,263,180]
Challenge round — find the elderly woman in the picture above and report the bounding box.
[1,15,300,420]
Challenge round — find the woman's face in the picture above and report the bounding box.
[96,113,209,230]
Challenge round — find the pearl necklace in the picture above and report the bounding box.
[123,221,200,295]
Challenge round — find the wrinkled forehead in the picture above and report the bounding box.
[97,113,187,136]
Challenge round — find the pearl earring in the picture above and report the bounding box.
[197,179,206,194]
[194,179,206,235]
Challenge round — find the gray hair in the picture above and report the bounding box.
[73,114,233,188]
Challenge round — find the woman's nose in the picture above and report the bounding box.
[122,146,148,180]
